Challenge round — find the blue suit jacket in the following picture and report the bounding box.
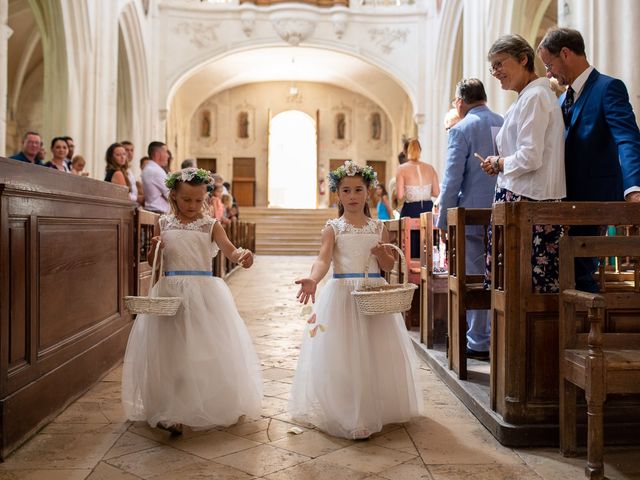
[436,105,503,230]
[563,69,640,201]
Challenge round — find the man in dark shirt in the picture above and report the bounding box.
[10,132,45,166]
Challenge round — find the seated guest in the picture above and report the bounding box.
[141,142,170,213]
[46,137,71,172]
[62,136,75,169]
[121,140,144,203]
[181,158,197,169]
[104,142,143,205]
[140,156,150,171]
[209,185,230,224]
[71,155,90,176]
[10,131,45,166]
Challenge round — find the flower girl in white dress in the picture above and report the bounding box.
[291,161,423,439]
[122,168,262,434]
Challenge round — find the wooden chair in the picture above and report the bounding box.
[420,212,448,347]
[446,207,492,379]
[401,217,422,328]
[135,209,160,296]
[559,235,640,480]
[382,219,401,285]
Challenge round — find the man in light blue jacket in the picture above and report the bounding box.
[436,78,503,359]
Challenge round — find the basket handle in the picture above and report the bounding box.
[363,243,407,288]
[148,240,164,298]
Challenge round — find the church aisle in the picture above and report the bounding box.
[0,256,638,480]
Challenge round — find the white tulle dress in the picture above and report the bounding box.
[121,214,262,428]
[289,217,424,439]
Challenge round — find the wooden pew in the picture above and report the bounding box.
[419,212,448,348]
[490,201,640,429]
[0,158,136,458]
[447,207,492,379]
[401,217,422,328]
[559,236,640,480]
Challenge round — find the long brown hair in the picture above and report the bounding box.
[336,174,372,218]
[105,142,131,190]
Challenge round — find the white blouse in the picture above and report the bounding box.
[496,77,566,200]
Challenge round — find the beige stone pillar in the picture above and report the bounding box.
[0,2,12,156]
[560,0,640,119]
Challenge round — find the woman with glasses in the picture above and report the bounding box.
[481,34,566,293]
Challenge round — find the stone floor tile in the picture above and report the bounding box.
[81,381,122,402]
[263,381,292,398]
[103,431,161,460]
[410,422,523,466]
[215,444,310,477]
[0,433,120,470]
[271,430,351,458]
[264,458,370,480]
[40,422,128,435]
[223,418,271,437]
[244,419,308,443]
[53,401,110,424]
[262,368,296,381]
[427,464,543,480]
[85,462,141,480]
[0,470,91,480]
[169,430,261,459]
[102,364,124,382]
[149,460,254,480]
[514,448,600,480]
[369,427,418,454]
[321,443,416,474]
[105,445,209,478]
[378,457,433,480]
[260,396,289,417]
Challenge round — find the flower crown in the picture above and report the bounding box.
[327,160,378,192]
[165,167,212,190]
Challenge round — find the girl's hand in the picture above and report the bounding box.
[370,242,390,259]
[237,249,253,269]
[295,278,317,304]
[151,236,163,251]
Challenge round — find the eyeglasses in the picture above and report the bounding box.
[489,56,510,75]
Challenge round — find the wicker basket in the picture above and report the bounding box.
[352,243,418,316]
[123,241,182,316]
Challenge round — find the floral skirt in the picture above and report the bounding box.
[484,187,563,294]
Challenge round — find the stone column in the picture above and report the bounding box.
[560,0,640,119]
[462,0,517,116]
[0,2,12,156]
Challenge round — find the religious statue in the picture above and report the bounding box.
[201,110,211,138]
[238,111,249,139]
[371,112,381,140]
[336,113,346,140]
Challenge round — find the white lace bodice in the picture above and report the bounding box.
[326,217,383,275]
[404,184,432,202]
[159,214,220,271]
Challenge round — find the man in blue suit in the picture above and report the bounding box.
[436,78,503,359]
[538,27,640,291]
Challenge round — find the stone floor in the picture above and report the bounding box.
[1,256,639,480]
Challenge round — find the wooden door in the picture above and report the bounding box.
[233,157,256,206]
[366,160,386,208]
[329,159,349,208]
[197,157,217,173]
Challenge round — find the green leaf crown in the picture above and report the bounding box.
[327,160,378,192]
